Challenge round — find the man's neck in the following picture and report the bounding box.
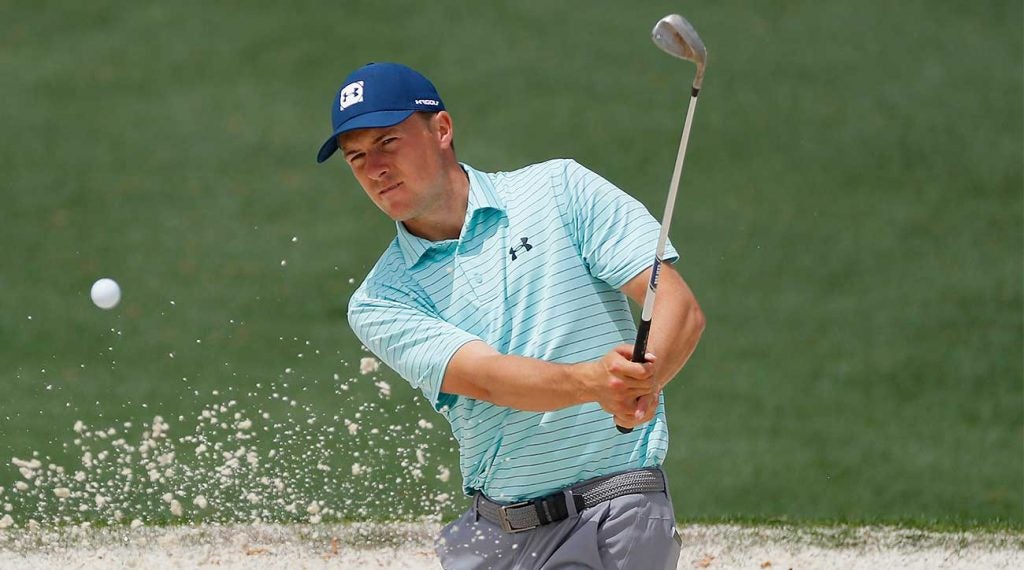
[401,164,470,242]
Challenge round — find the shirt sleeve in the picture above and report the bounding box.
[556,159,680,289]
[347,283,481,412]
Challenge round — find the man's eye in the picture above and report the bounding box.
[382,137,397,146]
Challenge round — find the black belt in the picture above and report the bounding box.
[474,467,666,534]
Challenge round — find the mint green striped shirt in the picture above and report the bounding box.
[348,159,679,502]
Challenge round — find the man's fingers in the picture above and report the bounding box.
[613,412,640,429]
[616,343,657,364]
[596,345,659,417]
[613,344,635,360]
[608,377,657,399]
[608,360,653,381]
[600,344,661,427]
[634,393,658,420]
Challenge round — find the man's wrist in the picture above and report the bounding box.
[566,361,596,405]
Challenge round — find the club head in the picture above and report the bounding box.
[652,14,707,89]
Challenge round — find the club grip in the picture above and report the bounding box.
[631,319,653,363]
[616,319,654,434]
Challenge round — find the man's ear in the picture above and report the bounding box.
[434,111,454,149]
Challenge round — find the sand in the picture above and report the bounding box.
[0,521,1020,569]
[1,370,1019,568]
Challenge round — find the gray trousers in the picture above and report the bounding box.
[435,477,681,569]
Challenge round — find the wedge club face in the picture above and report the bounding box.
[652,14,707,89]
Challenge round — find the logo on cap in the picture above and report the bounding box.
[339,81,364,110]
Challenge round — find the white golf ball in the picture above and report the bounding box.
[90,278,121,310]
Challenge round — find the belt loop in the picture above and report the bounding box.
[563,490,578,518]
[657,467,669,497]
[473,493,481,521]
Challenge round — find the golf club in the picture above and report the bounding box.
[618,14,707,434]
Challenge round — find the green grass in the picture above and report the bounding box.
[680,514,1024,535]
[0,0,1020,527]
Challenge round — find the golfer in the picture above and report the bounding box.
[317,62,704,569]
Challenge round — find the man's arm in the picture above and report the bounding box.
[620,262,704,388]
[617,262,705,425]
[441,341,658,417]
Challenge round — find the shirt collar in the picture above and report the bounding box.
[395,163,505,267]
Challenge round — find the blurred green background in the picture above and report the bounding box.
[1,0,1020,527]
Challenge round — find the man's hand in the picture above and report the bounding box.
[574,344,660,427]
[618,391,659,429]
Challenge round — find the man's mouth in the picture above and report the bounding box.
[379,181,402,196]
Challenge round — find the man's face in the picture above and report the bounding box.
[339,113,448,223]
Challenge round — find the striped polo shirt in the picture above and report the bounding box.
[347,159,679,502]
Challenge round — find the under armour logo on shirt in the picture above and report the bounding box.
[509,237,533,261]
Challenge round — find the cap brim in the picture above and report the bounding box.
[316,109,417,163]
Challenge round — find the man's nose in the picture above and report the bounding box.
[365,152,389,180]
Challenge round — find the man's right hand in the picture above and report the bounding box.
[574,344,660,427]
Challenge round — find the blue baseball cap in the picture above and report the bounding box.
[316,62,445,163]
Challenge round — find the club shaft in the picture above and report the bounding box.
[634,88,699,360]
[617,88,701,435]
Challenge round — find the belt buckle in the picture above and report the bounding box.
[499,501,537,534]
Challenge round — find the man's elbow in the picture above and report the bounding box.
[686,298,706,339]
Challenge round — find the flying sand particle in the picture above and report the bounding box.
[359,357,380,375]
[12,457,42,470]
[0,377,462,532]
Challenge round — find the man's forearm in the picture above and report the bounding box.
[647,269,705,389]
[441,341,656,414]
[445,348,586,411]
[620,264,705,391]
